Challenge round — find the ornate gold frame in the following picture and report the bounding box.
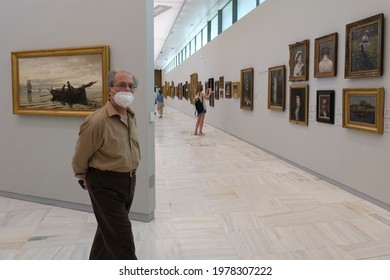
[289,84,309,126]
[314,32,338,78]
[342,88,384,134]
[289,39,309,82]
[232,82,241,98]
[11,45,110,117]
[189,73,198,104]
[344,14,384,78]
[268,65,286,111]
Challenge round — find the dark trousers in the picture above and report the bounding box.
[87,168,137,260]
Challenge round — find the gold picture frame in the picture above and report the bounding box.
[344,13,384,78]
[289,84,309,126]
[232,82,241,98]
[268,65,286,111]
[342,88,384,134]
[189,73,198,104]
[11,45,110,117]
[289,39,309,82]
[314,32,338,78]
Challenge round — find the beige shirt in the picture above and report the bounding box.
[72,101,141,180]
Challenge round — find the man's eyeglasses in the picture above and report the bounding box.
[112,83,136,90]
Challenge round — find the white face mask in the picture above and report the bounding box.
[113,91,134,108]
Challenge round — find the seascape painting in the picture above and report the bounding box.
[12,45,109,116]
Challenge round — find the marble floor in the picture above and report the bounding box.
[1,106,390,260]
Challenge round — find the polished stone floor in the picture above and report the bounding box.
[1,106,390,260]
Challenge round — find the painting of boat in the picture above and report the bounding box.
[49,80,97,105]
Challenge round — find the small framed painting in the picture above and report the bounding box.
[345,13,384,78]
[342,88,384,134]
[268,65,286,111]
[232,82,240,98]
[289,39,309,82]
[316,90,335,124]
[219,76,224,98]
[240,67,254,110]
[314,33,338,78]
[289,84,309,126]
[214,80,219,100]
[225,81,232,98]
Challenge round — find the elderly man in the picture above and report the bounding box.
[72,70,141,260]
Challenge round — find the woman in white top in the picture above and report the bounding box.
[319,46,333,73]
[194,83,212,136]
[293,51,304,77]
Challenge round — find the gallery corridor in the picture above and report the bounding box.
[1,106,389,260]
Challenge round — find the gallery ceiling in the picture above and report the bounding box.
[154,0,230,70]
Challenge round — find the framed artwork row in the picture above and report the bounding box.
[163,14,385,135]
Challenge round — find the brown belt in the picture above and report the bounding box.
[89,167,136,177]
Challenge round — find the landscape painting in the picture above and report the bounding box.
[12,45,110,116]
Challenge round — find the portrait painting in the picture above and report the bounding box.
[214,80,219,100]
[268,65,286,111]
[289,39,309,82]
[178,82,183,100]
[314,33,338,78]
[170,81,175,98]
[208,82,215,107]
[209,83,215,107]
[289,84,309,126]
[182,82,188,100]
[11,45,109,116]
[345,13,384,78]
[232,82,240,98]
[162,81,168,98]
[219,76,224,98]
[190,73,198,104]
[225,81,232,98]
[342,88,384,134]
[316,90,335,124]
[240,67,254,110]
[208,78,214,91]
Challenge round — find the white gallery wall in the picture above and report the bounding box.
[164,0,390,208]
[0,0,155,221]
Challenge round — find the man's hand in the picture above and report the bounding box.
[78,179,88,190]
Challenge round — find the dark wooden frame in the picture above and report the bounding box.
[225,81,232,98]
[240,67,254,110]
[316,90,335,124]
